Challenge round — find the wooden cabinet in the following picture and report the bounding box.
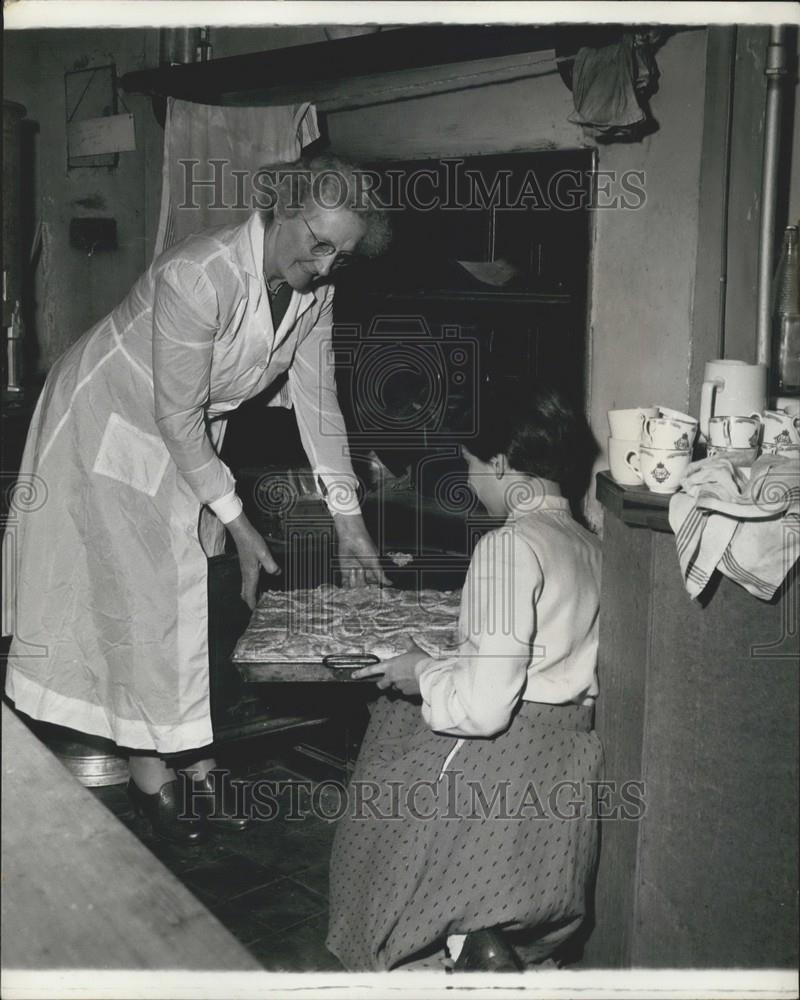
[583,478,798,968]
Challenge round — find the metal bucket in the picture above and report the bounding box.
[31,722,129,787]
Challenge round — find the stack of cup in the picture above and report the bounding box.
[638,408,698,493]
[707,414,762,464]
[607,407,658,487]
[761,409,800,458]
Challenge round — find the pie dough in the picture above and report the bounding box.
[233,584,461,664]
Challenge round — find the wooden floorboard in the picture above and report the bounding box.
[1,704,262,971]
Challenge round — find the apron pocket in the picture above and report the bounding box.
[93,412,171,497]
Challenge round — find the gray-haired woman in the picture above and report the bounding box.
[5,153,390,844]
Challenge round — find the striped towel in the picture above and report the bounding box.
[668,454,800,600]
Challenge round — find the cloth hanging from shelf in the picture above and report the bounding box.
[153,98,319,255]
[567,31,660,142]
[668,454,800,601]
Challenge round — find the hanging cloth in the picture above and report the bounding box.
[567,31,660,142]
[154,98,319,255]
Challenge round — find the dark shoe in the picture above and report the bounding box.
[127,778,207,845]
[453,928,523,972]
[185,769,250,832]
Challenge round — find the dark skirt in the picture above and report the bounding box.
[326,694,604,971]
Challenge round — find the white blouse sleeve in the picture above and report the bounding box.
[288,288,361,516]
[152,259,237,508]
[416,527,541,737]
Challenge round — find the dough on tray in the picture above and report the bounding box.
[233,584,461,663]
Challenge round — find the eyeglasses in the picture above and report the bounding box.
[300,216,355,271]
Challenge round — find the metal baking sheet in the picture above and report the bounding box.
[231,574,464,683]
[234,660,376,684]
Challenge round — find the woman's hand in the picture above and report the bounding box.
[351,643,430,695]
[227,513,281,610]
[333,513,392,588]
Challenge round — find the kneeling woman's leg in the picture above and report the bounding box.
[327,700,603,972]
[327,694,460,971]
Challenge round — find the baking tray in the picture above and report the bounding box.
[234,652,382,684]
[232,559,467,684]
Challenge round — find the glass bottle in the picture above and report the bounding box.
[771,225,800,397]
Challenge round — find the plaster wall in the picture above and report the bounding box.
[3,28,161,371]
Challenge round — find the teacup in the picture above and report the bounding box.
[656,406,699,440]
[706,444,759,466]
[761,410,800,453]
[608,407,659,440]
[638,445,692,494]
[775,397,800,418]
[708,414,762,449]
[641,417,694,451]
[608,438,643,486]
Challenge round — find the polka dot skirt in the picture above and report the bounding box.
[326,696,604,971]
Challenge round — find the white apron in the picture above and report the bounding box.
[4,212,353,753]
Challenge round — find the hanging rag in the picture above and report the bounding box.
[567,31,660,142]
[154,98,319,255]
[668,454,800,601]
[153,98,319,413]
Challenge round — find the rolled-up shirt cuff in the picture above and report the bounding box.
[416,656,464,733]
[209,489,243,524]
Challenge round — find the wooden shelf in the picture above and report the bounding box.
[595,470,673,533]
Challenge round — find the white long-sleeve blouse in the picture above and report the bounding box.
[415,495,602,738]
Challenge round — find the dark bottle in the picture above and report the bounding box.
[771,225,800,397]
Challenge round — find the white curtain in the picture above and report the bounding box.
[154,98,319,255]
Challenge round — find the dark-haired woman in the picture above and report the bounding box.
[327,387,603,971]
[5,154,390,843]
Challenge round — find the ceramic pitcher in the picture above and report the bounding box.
[698,359,767,438]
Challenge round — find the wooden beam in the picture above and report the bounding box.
[120,26,559,104]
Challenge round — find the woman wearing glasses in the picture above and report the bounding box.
[5,154,390,845]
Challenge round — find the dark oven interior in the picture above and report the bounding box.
[221,148,593,535]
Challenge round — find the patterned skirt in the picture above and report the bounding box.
[326,694,604,971]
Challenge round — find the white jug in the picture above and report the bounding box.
[698,359,767,438]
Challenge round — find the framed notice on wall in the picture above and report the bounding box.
[64,63,135,168]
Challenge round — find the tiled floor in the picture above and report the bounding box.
[90,736,348,972]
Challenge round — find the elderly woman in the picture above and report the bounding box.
[5,153,390,844]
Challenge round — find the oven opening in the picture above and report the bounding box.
[221,148,594,563]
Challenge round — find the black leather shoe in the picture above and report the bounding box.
[127,779,207,845]
[186,769,250,832]
[453,928,523,972]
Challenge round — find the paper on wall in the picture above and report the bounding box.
[67,113,136,157]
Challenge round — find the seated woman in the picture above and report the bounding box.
[326,384,603,971]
